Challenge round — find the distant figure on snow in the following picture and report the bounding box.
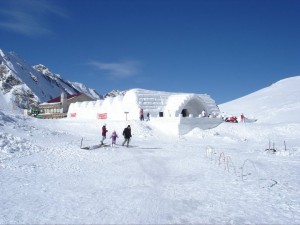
[101,124,108,145]
[110,130,118,147]
[122,125,132,147]
[201,110,206,117]
[241,113,245,123]
[146,112,150,121]
[140,108,144,121]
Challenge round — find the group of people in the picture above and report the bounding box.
[101,124,132,147]
[139,108,150,121]
[224,113,246,123]
[100,109,151,147]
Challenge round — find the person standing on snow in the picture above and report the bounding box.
[101,124,108,145]
[110,130,118,147]
[122,125,132,147]
[241,113,245,123]
[140,108,144,121]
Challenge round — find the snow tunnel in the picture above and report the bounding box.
[179,97,207,117]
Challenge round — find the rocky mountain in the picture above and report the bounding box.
[104,89,127,98]
[33,64,103,100]
[0,49,102,110]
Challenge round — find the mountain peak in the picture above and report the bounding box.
[104,89,127,98]
[33,64,62,79]
[0,49,102,110]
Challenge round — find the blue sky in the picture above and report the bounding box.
[0,0,299,104]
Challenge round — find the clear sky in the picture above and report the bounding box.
[0,0,299,104]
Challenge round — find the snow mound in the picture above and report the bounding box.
[219,76,300,123]
[0,111,16,124]
[0,132,41,160]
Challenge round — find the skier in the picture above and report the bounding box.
[201,110,206,117]
[101,124,108,145]
[146,112,150,121]
[122,125,132,147]
[110,130,118,147]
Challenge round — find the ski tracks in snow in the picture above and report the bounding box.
[127,150,171,223]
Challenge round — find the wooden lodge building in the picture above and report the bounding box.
[37,92,93,118]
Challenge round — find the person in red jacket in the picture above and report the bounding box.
[101,124,108,145]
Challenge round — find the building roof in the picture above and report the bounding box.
[47,93,82,103]
[39,102,61,108]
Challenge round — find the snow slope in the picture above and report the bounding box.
[0,76,300,224]
[0,91,10,111]
[219,76,300,123]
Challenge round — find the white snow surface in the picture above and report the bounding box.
[0,91,10,111]
[1,77,300,224]
[219,76,300,123]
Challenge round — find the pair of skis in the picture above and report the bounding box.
[80,137,110,150]
[80,137,136,150]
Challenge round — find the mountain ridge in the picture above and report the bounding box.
[0,49,103,110]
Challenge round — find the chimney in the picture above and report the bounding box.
[61,92,67,113]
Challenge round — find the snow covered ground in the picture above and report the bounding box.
[1,77,300,224]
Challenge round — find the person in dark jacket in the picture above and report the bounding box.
[122,125,132,147]
[139,108,144,121]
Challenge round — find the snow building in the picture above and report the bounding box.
[67,89,223,135]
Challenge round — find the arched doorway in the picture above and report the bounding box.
[180,98,206,117]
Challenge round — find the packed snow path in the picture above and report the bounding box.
[0,113,300,224]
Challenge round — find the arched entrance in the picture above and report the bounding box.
[180,98,206,117]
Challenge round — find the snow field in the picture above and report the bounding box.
[0,111,300,224]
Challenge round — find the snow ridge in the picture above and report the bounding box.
[0,49,102,110]
[220,76,300,123]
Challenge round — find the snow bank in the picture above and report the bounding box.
[220,76,300,123]
[0,92,11,111]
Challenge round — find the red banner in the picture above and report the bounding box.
[97,113,107,119]
[70,113,77,118]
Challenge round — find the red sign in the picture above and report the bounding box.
[70,113,77,118]
[97,113,107,119]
